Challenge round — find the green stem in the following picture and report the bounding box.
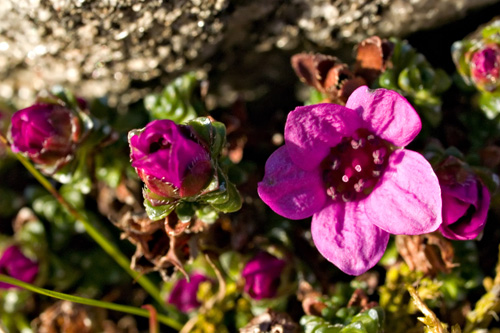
[0,274,182,330]
[1,135,177,320]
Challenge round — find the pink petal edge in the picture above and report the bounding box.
[284,103,362,171]
[346,86,421,147]
[441,193,470,225]
[440,182,490,240]
[364,149,442,235]
[311,201,390,276]
[258,145,326,220]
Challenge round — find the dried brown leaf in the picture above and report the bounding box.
[396,234,457,276]
[355,36,394,84]
[32,301,102,333]
[347,288,378,310]
[291,53,342,92]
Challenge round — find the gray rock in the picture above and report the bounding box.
[0,0,496,107]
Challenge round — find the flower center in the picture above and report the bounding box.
[149,137,171,153]
[321,128,393,202]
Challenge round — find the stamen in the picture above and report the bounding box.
[342,175,349,183]
[331,158,340,170]
[326,187,337,199]
[351,139,363,149]
[354,179,365,192]
[354,164,362,172]
[373,148,386,165]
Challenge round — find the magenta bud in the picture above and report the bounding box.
[242,252,286,300]
[129,120,213,200]
[9,103,80,172]
[0,245,39,289]
[470,44,500,92]
[167,272,209,313]
[436,157,490,240]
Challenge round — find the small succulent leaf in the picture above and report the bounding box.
[187,117,213,147]
[144,198,176,221]
[144,72,201,123]
[479,92,500,119]
[187,117,227,157]
[195,205,219,223]
[398,68,412,92]
[377,70,398,90]
[210,120,227,157]
[339,322,368,332]
[210,180,242,213]
[432,69,452,93]
[175,202,196,222]
[306,88,329,105]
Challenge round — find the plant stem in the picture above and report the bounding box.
[0,134,175,318]
[408,285,445,333]
[0,274,182,330]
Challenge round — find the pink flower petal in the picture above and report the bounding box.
[345,86,421,147]
[441,177,478,205]
[311,201,390,276]
[441,193,470,225]
[440,182,490,240]
[284,103,361,171]
[364,149,442,235]
[258,145,326,220]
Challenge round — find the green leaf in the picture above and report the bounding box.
[210,181,242,213]
[398,68,412,92]
[479,92,500,119]
[349,308,383,333]
[144,72,203,123]
[339,322,368,333]
[432,69,452,94]
[175,202,196,222]
[219,251,245,281]
[305,88,328,105]
[144,198,176,221]
[195,205,219,223]
[377,70,398,90]
[187,117,227,157]
[300,315,328,333]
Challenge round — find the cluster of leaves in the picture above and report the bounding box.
[375,38,451,127]
[300,284,384,333]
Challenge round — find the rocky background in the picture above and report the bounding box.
[1,0,499,108]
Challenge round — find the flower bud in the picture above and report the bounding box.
[0,245,39,289]
[470,44,500,92]
[129,119,213,201]
[242,252,286,300]
[435,156,490,240]
[9,103,80,172]
[167,272,209,313]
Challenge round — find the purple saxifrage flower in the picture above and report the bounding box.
[167,272,209,313]
[0,245,39,289]
[9,103,80,172]
[129,119,213,200]
[242,252,286,300]
[470,44,500,92]
[258,86,442,275]
[435,156,490,240]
